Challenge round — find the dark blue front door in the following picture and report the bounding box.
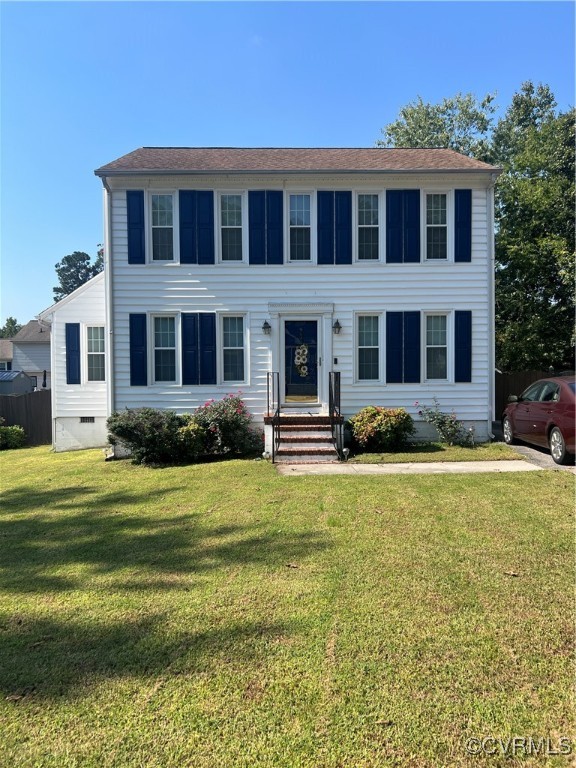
[284,320,318,402]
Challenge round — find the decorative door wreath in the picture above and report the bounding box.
[294,344,309,377]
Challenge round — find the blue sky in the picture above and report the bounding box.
[1,1,574,325]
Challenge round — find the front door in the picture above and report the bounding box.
[284,320,318,403]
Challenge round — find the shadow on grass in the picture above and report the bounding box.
[0,613,293,700]
[0,484,330,592]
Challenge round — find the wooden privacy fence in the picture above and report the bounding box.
[494,370,550,417]
[0,389,51,445]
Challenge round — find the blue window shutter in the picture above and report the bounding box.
[65,323,81,384]
[179,191,197,264]
[197,191,215,264]
[386,312,403,383]
[199,314,217,385]
[249,191,266,265]
[386,191,403,263]
[403,191,421,263]
[127,191,145,264]
[454,189,472,262]
[335,191,352,264]
[266,191,284,264]
[317,191,334,264]
[7,362,11,371]
[181,313,199,385]
[455,310,472,382]
[129,314,147,386]
[403,311,421,383]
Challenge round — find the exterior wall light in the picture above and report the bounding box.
[262,320,272,335]
[332,319,342,335]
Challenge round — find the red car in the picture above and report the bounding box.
[502,375,575,465]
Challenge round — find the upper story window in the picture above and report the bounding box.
[151,194,175,261]
[87,326,105,381]
[220,194,244,261]
[357,315,379,381]
[425,193,448,260]
[154,316,176,382]
[289,194,311,261]
[425,314,448,379]
[357,194,379,260]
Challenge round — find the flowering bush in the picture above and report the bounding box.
[191,393,263,456]
[415,398,475,447]
[348,406,415,451]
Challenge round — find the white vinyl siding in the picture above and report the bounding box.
[108,180,492,437]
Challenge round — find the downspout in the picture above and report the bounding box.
[487,174,497,437]
[102,177,115,418]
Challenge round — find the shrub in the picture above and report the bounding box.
[177,419,206,461]
[0,420,26,450]
[192,393,263,456]
[107,408,187,465]
[415,398,475,447]
[348,406,415,451]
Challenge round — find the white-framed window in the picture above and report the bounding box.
[425,314,448,379]
[424,192,451,261]
[288,193,312,261]
[0,361,10,371]
[357,314,380,381]
[150,193,176,261]
[357,193,380,261]
[153,315,177,383]
[86,326,105,382]
[221,315,246,382]
[219,193,245,262]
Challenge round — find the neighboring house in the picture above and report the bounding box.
[0,370,34,395]
[38,273,106,452]
[11,321,51,389]
[47,147,501,454]
[0,339,13,371]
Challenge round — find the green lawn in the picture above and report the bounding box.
[350,441,522,463]
[1,447,574,767]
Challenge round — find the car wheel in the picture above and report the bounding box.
[549,427,570,465]
[502,417,517,445]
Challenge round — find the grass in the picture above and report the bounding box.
[350,441,523,463]
[0,446,574,767]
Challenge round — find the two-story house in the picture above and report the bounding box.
[41,147,500,455]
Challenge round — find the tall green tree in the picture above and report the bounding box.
[53,249,103,302]
[0,317,22,338]
[492,84,575,371]
[377,82,575,371]
[377,92,496,160]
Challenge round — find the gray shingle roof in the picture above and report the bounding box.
[0,339,13,361]
[11,321,51,344]
[95,147,499,176]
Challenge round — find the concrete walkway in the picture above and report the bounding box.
[276,460,540,476]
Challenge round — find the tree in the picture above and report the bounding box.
[377,82,575,371]
[53,249,103,302]
[492,85,575,371]
[377,92,496,160]
[0,317,22,338]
